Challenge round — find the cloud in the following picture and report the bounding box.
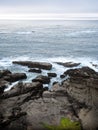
[0,0,98,14]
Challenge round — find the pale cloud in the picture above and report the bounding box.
[0,0,98,19]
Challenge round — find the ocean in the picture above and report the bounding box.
[0,20,98,89]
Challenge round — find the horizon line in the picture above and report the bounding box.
[0,13,98,20]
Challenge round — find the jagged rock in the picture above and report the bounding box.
[47,73,57,77]
[64,66,97,78]
[13,61,52,70]
[3,73,27,82]
[56,62,80,68]
[63,67,98,108]
[2,82,43,99]
[28,68,42,73]
[32,75,50,84]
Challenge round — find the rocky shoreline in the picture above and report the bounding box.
[0,61,98,130]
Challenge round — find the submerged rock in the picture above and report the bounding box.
[28,68,42,73]
[13,61,52,70]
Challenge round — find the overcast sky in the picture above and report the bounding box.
[0,0,98,19]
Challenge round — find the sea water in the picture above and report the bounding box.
[0,20,98,90]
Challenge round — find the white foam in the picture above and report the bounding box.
[4,82,18,92]
[0,56,31,70]
[15,31,32,35]
[66,30,97,36]
[1,55,98,91]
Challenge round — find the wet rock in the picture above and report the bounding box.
[60,74,65,79]
[47,73,57,77]
[32,75,50,84]
[0,70,11,78]
[64,66,97,78]
[56,62,80,68]
[13,61,52,70]
[3,73,27,82]
[90,62,98,68]
[28,68,42,73]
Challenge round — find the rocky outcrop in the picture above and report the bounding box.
[28,68,42,73]
[63,67,98,107]
[0,70,27,93]
[2,82,43,99]
[32,75,50,84]
[0,82,80,130]
[3,73,27,82]
[13,61,52,70]
[0,66,98,130]
[62,66,98,130]
[56,62,80,68]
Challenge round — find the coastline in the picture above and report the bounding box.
[0,60,98,130]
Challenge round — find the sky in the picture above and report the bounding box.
[0,0,98,19]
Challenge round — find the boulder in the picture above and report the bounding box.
[32,75,50,84]
[56,62,80,68]
[3,73,27,82]
[13,61,52,70]
[28,68,42,73]
[47,73,57,77]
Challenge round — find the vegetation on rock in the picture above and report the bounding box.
[42,117,81,130]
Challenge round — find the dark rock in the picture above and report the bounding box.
[3,73,27,82]
[0,70,11,78]
[64,66,97,78]
[13,61,52,70]
[0,80,9,94]
[90,62,98,68]
[28,68,42,73]
[60,74,65,79]
[56,62,80,68]
[32,75,50,84]
[47,73,57,77]
[52,81,59,86]
[63,67,98,108]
